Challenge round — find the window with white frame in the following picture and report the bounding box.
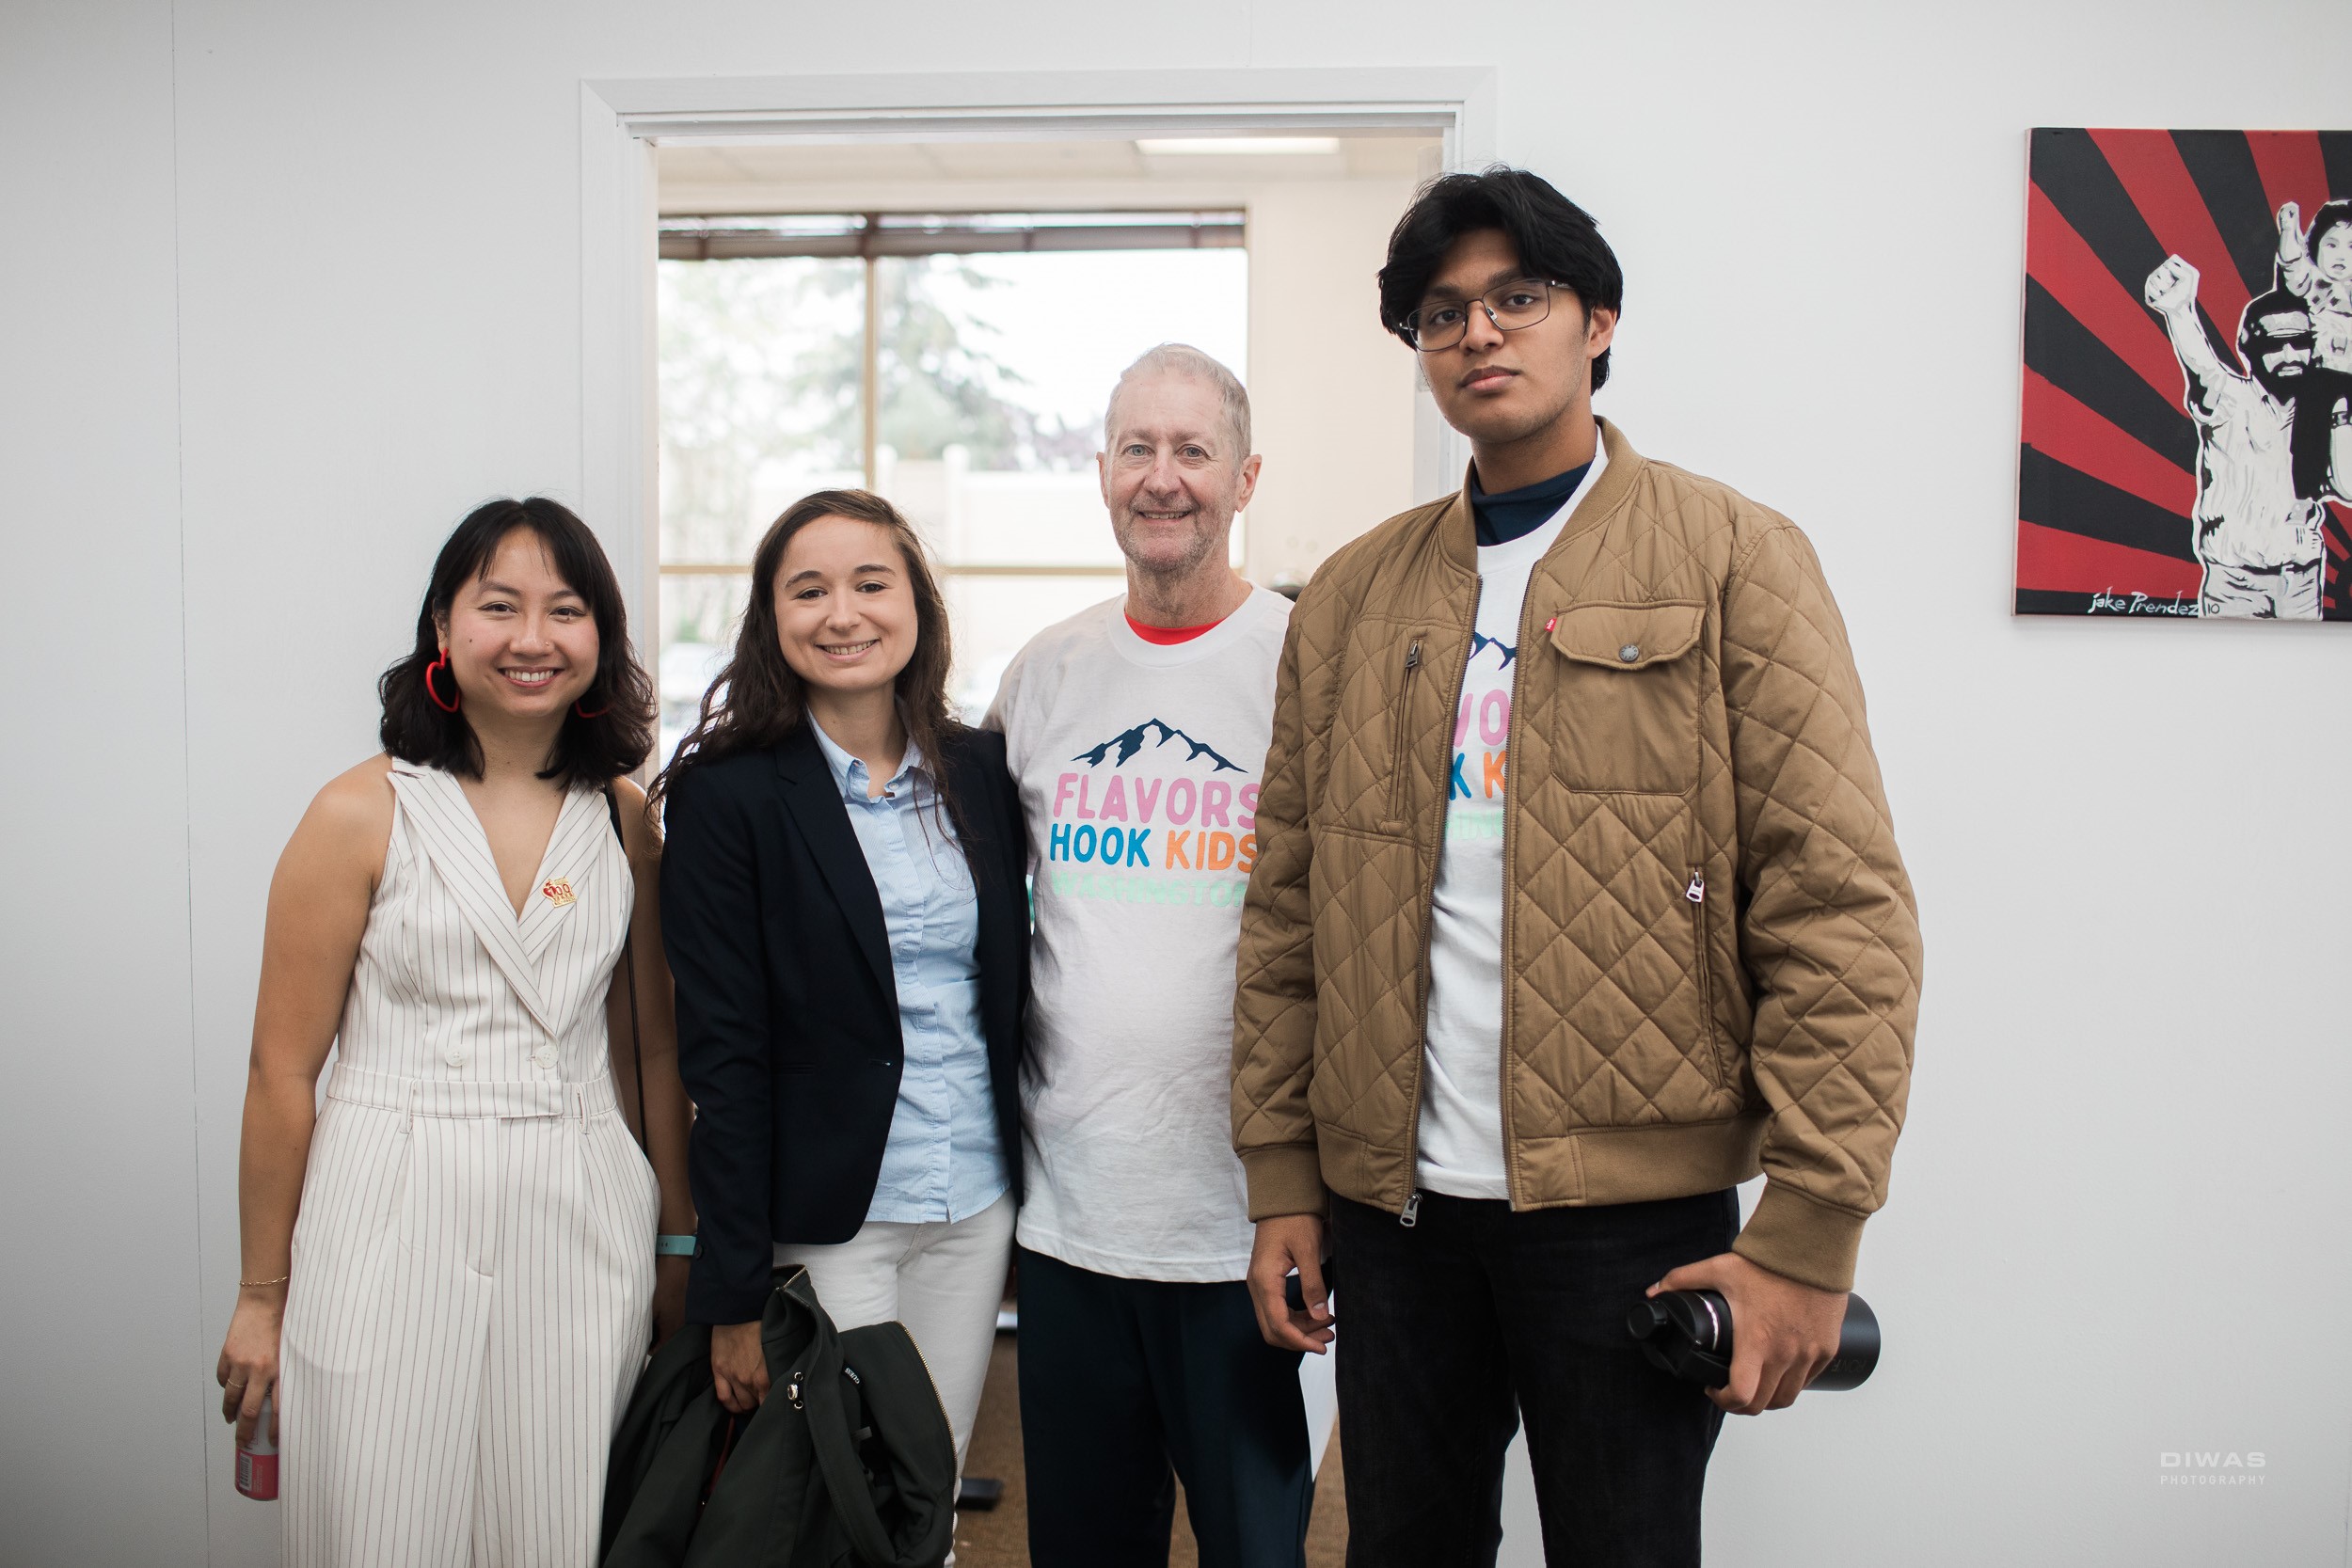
[656,211,1248,761]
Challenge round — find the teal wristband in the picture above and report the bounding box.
[655,1234,697,1258]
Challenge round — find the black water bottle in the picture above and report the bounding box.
[1626,1290,1881,1391]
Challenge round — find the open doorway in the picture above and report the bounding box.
[650,132,1440,760]
[612,98,1464,1564]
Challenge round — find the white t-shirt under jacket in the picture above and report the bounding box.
[1418,445,1608,1198]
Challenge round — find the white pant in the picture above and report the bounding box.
[773,1193,1015,1475]
[280,1077,656,1568]
[2201,558,2322,618]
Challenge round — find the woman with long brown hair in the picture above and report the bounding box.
[653,489,1025,1503]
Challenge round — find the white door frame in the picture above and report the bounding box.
[578,67,1498,624]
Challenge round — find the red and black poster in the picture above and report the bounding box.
[2017,128,2352,619]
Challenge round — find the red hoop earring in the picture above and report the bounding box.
[423,652,461,713]
[573,697,610,720]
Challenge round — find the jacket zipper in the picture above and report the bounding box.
[1398,621,1467,1224]
[1687,870,1722,1085]
[1384,639,1423,831]
[1499,599,1531,1211]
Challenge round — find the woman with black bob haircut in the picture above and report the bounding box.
[652,488,1026,1508]
[380,497,658,778]
[1376,164,1626,391]
[215,497,697,1566]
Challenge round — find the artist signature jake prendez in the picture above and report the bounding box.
[2087,589,2198,617]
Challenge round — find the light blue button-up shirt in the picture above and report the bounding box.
[809,720,1008,1225]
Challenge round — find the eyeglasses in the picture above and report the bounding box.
[1400,278,1565,352]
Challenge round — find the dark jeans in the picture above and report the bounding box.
[1329,1188,1740,1568]
[1018,1246,1314,1568]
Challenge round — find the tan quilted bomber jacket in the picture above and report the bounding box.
[1231,420,1921,1292]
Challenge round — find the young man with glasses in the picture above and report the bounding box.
[1232,169,1922,1563]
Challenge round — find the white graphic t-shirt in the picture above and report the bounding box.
[985,588,1292,1280]
[1417,446,1607,1198]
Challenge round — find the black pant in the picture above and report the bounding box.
[1017,1246,1315,1568]
[1329,1188,1740,1568]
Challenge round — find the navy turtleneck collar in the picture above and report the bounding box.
[1469,460,1591,546]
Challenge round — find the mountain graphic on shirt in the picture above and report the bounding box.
[1072,719,1246,774]
[1470,631,1518,668]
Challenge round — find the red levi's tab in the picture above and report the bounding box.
[1125,611,1227,645]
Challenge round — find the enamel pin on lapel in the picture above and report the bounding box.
[540,878,576,909]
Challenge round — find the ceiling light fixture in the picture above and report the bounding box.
[1135,137,1343,157]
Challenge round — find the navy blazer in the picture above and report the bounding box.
[661,722,1028,1325]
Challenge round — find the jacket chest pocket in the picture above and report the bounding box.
[1543,601,1707,795]
[1327,619,1437,836]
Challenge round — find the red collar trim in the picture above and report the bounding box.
[1124,610,1228,645]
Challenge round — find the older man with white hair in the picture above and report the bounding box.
[985,344,1311,1568]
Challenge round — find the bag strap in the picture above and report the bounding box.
[603,784,649,1158]
[771,1272,953,1568]
[802,1328,956,1568]
[777,1269,938,1568]
[803,1367,906,1565]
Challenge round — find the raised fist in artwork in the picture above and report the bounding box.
[2279,202,2308,268]
[2144,254,2200,318]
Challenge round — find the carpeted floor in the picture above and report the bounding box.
[951,1330,1349,1568]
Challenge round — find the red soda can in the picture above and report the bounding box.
[236,1388,278,1500]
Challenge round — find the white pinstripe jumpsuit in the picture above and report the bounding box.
[278,764,658,1567]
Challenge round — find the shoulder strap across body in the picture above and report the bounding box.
[604,784,648,1157]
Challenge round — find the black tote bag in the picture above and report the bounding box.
[600,1267,957,1568]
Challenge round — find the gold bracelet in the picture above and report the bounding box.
[239,1275,290,1289]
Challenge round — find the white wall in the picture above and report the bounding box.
[0,7,207,1565]
[6,3,2349,1564]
